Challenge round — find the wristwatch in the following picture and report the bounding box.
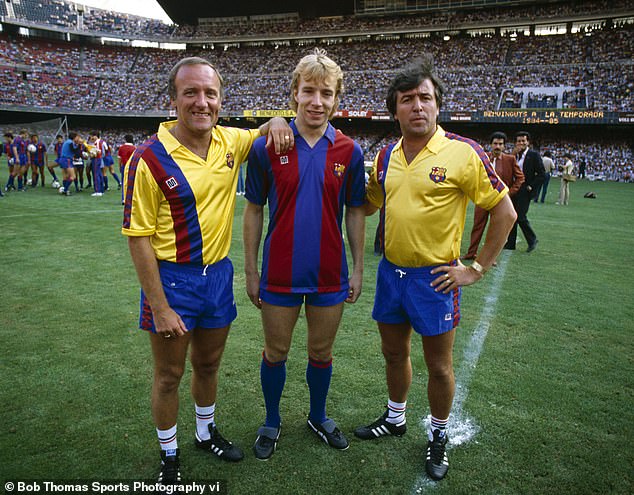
[470,260,487,275]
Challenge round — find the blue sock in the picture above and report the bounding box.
[6,175,14,187]
[260,352,286,428]
[306,357,332,425]
[113,172,121,186]
[74,178,79,191]
[17,176,23,190]
[63,179,70,192]
[48,169,58,181]
[104,176,109,190]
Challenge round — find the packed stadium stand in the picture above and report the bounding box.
[0,0,632,179]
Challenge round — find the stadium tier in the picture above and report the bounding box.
[0,27,632,115]
[0,0,631,180]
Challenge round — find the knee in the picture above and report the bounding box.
[381,343,410,366]
[154,364,185,394]
[426,360,454,382]
[191,356,222,379]
[307,346,332,363]
[264,344,290,364]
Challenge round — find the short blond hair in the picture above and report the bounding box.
[289,48,343,118]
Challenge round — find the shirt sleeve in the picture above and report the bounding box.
[345,142,367,207]
[232,128,260,166]
[121,157,161,237]
[461,148,508,211]
[366,152,385,209]
[244,137,269,206]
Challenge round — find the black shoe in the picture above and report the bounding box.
[527,239,539,253]
[158,449,181,484]
[307,417,349,450]
[253,424,281,460]
[195,425,244,462]
[425,430,449,481]
[354,410,407,440]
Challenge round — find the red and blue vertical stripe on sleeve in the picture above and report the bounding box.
[123,136,204,264]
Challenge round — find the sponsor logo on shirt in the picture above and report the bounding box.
[226,152,234,169]
[165,176,179,189]
[333,162,346,178]
[429,166,447,183]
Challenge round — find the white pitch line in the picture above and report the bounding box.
[413,249,511,493]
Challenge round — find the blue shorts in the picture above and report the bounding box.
[18,154,28,166]
[57,157,74,169]
[139,257,237,333]
[372,258,461,337]
[260,288,348,307]
[103,155,114,167]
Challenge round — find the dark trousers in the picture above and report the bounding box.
[534,173,550,203]
[505,188,537,249]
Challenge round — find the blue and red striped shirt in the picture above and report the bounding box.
[246,121,366,294]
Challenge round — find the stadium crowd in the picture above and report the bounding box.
[0,0,631,183]
[0,25,633,113]
[3,0,629,40]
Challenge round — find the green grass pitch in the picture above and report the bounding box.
[1,167,632,495]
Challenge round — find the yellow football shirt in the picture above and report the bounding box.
[367,126,508,267]
[122,120,259,265]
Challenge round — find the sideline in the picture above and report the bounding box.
[413,250,511,493]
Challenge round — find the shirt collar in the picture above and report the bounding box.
[157,120,184,155]
[392,125,445,155]
[158,120,220,156]
[290,119,336,145]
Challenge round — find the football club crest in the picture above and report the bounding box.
[378,170,384,182]
[226,152,234,169]
[165,176,179,189]
[280,155,289,165]
[333,162,346,178]
[429,166,447,183]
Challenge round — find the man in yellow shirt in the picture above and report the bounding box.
[354,55,516,481]
[122,57,292,485]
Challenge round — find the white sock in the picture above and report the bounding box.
[386,399,407,424]
[429,415,448,440]
[157,424,178,453]
[195,403,215,441]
